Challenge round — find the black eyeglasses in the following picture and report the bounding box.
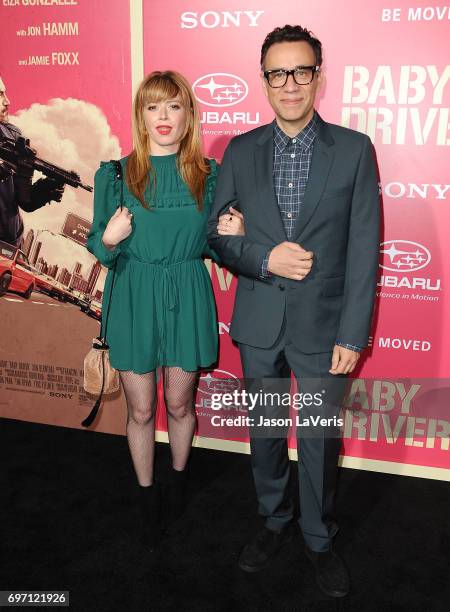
[263,66,320,88]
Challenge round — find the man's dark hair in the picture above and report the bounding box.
[260,25,323,68]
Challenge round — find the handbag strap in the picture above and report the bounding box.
[81,160,124,428]
[99,160,124,343]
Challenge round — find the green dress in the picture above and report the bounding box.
[86,154,218,373]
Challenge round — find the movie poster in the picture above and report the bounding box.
[0,0,131,433]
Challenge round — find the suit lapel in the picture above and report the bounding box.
[293,116,335,241]
[254,125,286,243]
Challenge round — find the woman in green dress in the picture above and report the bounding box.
[87,71,243,549]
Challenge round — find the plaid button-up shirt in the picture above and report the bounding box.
[261,113,317,272]
[273,112,318,239]
[260,113,362,352]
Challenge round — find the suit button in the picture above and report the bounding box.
[279,284,285,291]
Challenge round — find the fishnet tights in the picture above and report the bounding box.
[119,367,198,486]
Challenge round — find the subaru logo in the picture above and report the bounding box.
[197,369,241,396]
[379,240,431,272]
[193,73,248,107]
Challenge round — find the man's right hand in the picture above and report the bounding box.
[102,206,133,250]
[268,241,313,280]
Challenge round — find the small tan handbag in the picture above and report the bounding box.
[81,160,123,427]
[83,338,120,396]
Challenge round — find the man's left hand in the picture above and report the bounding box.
[329,345,360,375]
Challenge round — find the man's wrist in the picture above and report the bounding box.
[260,249,273,279]
[335,341,364,353]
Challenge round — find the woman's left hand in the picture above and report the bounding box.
[217,206,245,236]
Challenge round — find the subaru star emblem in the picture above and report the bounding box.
[193,73,248,107]
[197,369,241,396]
[379,240,431,272]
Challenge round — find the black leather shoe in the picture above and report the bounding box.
[305,545,350,598]
[239,524,295,572]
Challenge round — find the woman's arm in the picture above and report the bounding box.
[86,162,129,268]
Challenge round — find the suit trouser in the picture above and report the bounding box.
[238,320,346,553]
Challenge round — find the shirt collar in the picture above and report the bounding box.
[273,111,319,153]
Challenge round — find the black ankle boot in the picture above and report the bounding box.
[138,483,160,551]
[168,467,188,525]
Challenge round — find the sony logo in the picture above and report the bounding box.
[382,182,450,200]
[181,10,264,29]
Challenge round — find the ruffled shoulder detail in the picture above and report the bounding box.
[97,156,128,179]
[95,160,116,184]
[95,158,128,206]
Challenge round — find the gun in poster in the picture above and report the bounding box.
[0,134,93,193]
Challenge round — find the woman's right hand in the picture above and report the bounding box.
[217,206,245,236]
[102,206,133,249]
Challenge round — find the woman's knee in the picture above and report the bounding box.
[165,399,193,420]
[128,405,155,426]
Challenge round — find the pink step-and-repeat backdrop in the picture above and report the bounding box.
[1,0,449,479]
